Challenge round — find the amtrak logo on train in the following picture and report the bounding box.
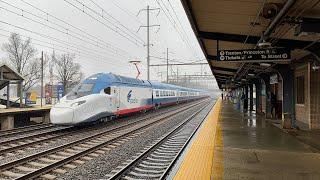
[127,90,138,104]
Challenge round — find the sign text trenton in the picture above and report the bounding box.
[218,48,291,62]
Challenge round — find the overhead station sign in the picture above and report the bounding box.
[218,48,291,62]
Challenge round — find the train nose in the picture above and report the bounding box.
[50,107,74,125]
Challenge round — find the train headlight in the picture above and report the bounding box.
[71,100,86,107]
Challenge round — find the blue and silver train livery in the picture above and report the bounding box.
[50,73,207,125]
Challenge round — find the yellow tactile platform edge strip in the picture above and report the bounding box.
[174,98,222,180]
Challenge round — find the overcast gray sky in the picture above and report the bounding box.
[0,0,215,84]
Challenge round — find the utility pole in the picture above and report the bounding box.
[176,67,179,84]
[137,6,160,81]
[166,48,169,83]
[41,51,44,107]
[147,5,150,81]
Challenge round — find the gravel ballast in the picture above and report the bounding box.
[0,100,203,165]
[57,99,216,180]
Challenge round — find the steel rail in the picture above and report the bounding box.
[108,100,213,180]
[0,124,55,138]
[0,99,205,156]
[159,100,215,179]
[0,99,209,179]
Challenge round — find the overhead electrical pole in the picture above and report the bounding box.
[147,5,150,81]
[40,51,44,107]
[166,48,169,83]
[137,5,160,81]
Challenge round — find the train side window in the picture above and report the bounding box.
[156,91,159,97]
[104,87,111,94]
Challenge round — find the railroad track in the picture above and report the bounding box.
[0,123,55,138]
[0,99,205,158]
[106,100,214,180]
[0,99,209,179]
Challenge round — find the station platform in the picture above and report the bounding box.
[0,106,51,130]
[0,106,51,114]
[174,99,320,179]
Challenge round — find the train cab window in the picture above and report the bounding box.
[104,87,111,94]
[66,83,94,100]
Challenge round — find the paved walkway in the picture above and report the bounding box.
[0,106,51,115]
[174,99,320,180]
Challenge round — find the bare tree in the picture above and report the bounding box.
[53,53,83,93]
[2,33,43,92]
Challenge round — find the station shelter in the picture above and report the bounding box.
[0,63,24,108]
[181,0,320,130]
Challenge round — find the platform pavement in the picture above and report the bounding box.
[0,106,51,130]
[174,99,320,180]
[0,106,51,114]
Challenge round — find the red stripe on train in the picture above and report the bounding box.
[115,105,154,116]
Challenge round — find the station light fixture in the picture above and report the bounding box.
[260,63,272,67]
[312,61,320,71]
[257,41,272,49]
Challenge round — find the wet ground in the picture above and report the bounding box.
[213,101,320,179]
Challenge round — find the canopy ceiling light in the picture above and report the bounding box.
[260,63,272,67]
[257,40,272,49]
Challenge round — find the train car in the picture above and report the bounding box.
[50,73,207,125]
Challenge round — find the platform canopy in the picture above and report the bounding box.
[180,0,320,89]
[0,63,24,89]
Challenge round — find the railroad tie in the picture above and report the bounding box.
[48,154,66,160]
[73,160,85,165]
[81,156,93,161]
[88,153,100,157]
[63,164,77,169]
[52,168,67,174]
[73,146,87,151]
[57,151,74,156]
[27,161,48,168]
[39,157,58,163]
[2,170,25,178]
[14,166,38,172]
[40,173,57,180]
[65,148,80,153]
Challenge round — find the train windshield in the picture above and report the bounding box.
[66,83,94,100]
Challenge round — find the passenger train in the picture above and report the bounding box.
[50,73,207,125]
